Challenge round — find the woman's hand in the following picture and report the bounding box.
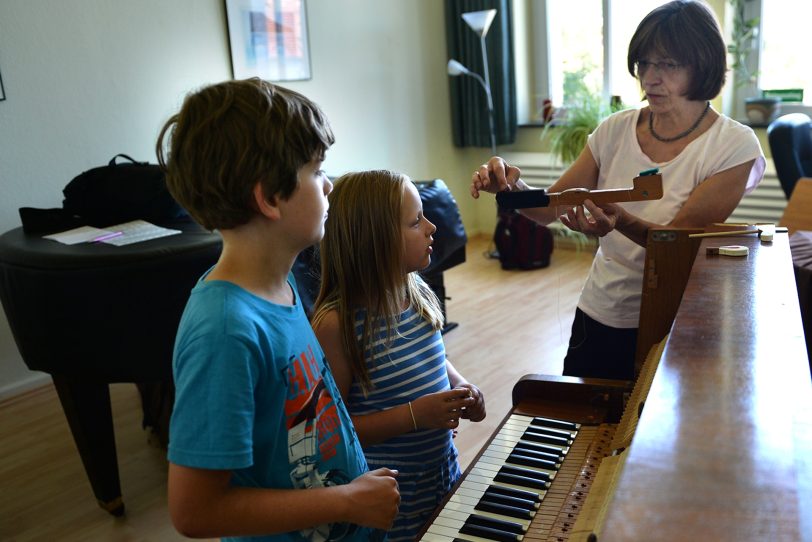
[411,388,474,430]
[471,156,522,198]
[559,199,624,237]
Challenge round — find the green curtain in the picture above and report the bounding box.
[445,0,516,150]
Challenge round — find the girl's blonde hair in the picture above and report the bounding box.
[312,170,444,391]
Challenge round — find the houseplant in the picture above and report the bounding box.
[540,68,625,249]
[541,67,625,166]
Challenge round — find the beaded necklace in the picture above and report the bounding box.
[649,101,711,143]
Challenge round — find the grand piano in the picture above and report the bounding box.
[420,229,812,541]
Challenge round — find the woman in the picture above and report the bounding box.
[471,0,765,380]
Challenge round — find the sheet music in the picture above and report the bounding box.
[43,220,181,246]
[101,220,181,246]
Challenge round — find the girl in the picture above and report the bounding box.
[312,170,486,541]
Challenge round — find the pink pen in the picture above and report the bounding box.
[92,231,124,242]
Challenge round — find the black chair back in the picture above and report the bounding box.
[767,113,812,199]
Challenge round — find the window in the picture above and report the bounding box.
[514,0,812,125]
[514,0,663,123]
[755,0,812,106]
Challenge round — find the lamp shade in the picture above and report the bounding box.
[447,59,470,76]
[461,9,497,38]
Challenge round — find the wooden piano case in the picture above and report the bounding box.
[419,230,812,542]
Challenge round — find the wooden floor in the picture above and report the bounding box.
[0,234,594,542]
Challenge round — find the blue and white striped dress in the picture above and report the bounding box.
[349,305,461,541]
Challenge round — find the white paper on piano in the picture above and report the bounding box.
[43,225,113,245]
[99,220,181,246]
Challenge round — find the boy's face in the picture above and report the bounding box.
[280,156,332,249]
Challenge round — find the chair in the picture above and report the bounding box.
[767,113,812,199]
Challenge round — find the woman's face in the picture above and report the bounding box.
[637,53,693,112]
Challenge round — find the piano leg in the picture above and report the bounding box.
[52,375,125,516]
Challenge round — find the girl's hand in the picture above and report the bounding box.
[456,383,486,422]
[411,388,474,430]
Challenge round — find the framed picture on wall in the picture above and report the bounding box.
[224,0,311,82]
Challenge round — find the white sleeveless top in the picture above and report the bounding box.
[579,107,765,328]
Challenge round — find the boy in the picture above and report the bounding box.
[156,78,399,541]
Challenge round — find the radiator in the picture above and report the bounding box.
[501,152,786,225]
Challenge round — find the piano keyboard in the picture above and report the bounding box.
[420,414,616,542]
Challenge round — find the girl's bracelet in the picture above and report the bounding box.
[407,401,418,431]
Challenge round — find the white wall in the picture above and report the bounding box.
[0,0,493,398]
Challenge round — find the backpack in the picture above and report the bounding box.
[493,209,553,270]
[62,154,187,227]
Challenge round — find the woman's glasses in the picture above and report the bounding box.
[635,60,683,76]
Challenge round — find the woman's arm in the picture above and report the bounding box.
[471,147,600,226]
[168,464,400,538]
[561,160,756,247]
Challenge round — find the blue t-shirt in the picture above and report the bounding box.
[169,271,380,541]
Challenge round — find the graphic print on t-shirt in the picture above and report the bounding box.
[285,344,353,541]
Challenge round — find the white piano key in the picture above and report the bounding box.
[426,523,497,542]
[432,513,467,530]
[457,484,488,500]
[419,532,456,542]
[449,492,481,507]
[481,441,519,456]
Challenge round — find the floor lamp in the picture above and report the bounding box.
[447,8,498,156]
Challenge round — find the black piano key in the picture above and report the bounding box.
[452,539,476,542]
[524,425,575,439]
[475,499,535,520]
[482,490,538,511]
[507,452,559,471]
[485,484,542,502]
[466,513,526,534]
[494,470,551,490]
[500,464,552,483]
[514,440,567,458]
[522,429,571,447]
[458,523,522,542]
[530,415,579,431]
[512,442,564,463]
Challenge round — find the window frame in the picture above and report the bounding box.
[733,0,812,121]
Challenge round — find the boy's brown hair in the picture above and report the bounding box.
[156,78,334,230]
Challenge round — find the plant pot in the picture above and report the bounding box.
[745,97,781,125]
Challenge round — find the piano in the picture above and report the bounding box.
[420,230,812,541]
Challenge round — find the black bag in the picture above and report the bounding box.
[493,209,553,270]
[415,179,467,276]
[62,154,186,227]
